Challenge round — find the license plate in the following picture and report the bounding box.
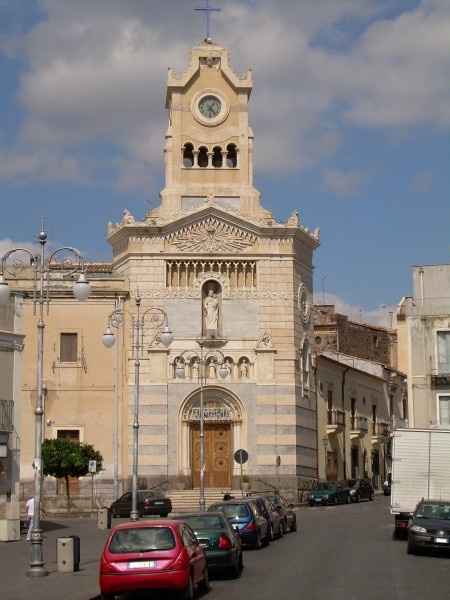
[128,561,156,569]
[154,501,164,505]
[435,538,448,544]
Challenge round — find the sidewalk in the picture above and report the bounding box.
[1,518,109,600]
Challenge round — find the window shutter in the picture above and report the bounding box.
[60,333,78,362]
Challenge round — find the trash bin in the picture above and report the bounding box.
[97,507,112,530]
[57,535,80,572]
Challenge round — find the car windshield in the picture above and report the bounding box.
[109,527,175,554]
[316,483,335,491]
[181,515,225,530]
[213,504,250,520]
[416,503,450,521]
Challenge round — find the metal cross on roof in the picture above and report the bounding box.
[195,0,221,41]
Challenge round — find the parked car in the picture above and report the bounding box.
[249,495,285,539]
[407,499,450,555]
[99,519,209,599]
[208,499,270,549]
[308,482,349,506]
[110,490,172,518]
[383,473,392,496]
[346,479,374,502]
[263,493,297,532]
[172,512,243,577]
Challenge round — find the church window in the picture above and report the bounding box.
[183,143,194,168]
[226,144,237,168]
[212,146,223,168]
[198,146,209,168]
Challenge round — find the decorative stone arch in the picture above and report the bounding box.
[177,386,247,482]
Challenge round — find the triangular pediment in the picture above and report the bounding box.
[162,207,259,254]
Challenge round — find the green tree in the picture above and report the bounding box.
[42,438,103,508]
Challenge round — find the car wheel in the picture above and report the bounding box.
[100,594,116,600]
[160,512,169,518]
[199,566,210,593]
[182,575,194,600]
[230,555,243,579]
[255,532,263,550]
[407,539,417,555]
[355,493,360,503]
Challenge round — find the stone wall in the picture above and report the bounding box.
[313,305,397,368]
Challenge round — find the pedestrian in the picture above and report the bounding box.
[25,496,35,541]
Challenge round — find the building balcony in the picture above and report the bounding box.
[430,372,450,389]
[326,408,345,435]
[371,421,389,445]
[0,398,14,433]
[350,415,369,439]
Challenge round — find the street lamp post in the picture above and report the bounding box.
[0,226,91,577]
[175,344,228,511]
[103,293,173,521]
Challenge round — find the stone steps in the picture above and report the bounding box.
[168,489,243,513]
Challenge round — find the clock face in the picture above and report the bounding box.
[198,95,222,119]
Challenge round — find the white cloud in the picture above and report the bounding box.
[0,149,87,183]
[0,1,449,188]
[315,291,396,328]
[322,168,367,197]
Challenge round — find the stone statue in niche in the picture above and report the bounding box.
[223,358,233,379]
[203,282,221,338]
[175,358,185,378]
[208,359,216,379]
[191,359,200,381]
[239,358,250,379]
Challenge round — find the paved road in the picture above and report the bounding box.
[2,497,450,599]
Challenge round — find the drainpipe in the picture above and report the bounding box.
[341,366,350,480]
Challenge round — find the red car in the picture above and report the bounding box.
[99,519,209,599]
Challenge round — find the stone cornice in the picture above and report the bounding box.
[0,331,25,352]
[108,206,319,251]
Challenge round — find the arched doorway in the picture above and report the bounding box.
[179,387,244,489]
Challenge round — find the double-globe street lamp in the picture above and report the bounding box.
[0,227,91,577]
[175,345,228,512]
[102,293,173,521]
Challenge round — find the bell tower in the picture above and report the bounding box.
[153,40,267,223]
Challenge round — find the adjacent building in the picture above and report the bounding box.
[316,351,407,486]
[313,304,397,368]
[397,264,450,429]
[0,295,24,538]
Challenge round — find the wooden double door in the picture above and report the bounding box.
[191,423,232,488]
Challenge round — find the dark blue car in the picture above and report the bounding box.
[208,499,270,549]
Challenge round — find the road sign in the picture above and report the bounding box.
[88,460,97,474]
[234,449,248,465]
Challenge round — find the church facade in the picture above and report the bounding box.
[107,40,319,491]
[17,40,320,496]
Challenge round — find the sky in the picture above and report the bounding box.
[0,0,449,327]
